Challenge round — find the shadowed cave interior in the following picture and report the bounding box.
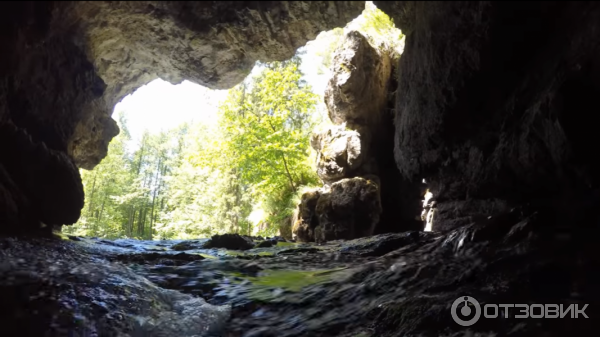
[1,1,600,336]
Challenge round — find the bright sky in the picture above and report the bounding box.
[114,80,228,151]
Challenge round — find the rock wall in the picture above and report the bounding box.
[293,30,423,243]
[0,1,364,235]
[375,1,600,232]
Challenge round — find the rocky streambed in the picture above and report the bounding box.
[1,207,599,336]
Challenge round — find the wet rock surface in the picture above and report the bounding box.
[2,203,600,336]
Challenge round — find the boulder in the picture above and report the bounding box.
[202,234,254,251]
[292,189,321,242]
[324,30,393,131]
[302,30,416,238]
[314,176,382,242]
[270,236,287,242]
[0,123,84,233]
[311,125,369,183]
[171,240,205,251]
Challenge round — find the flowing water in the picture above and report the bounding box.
[1,210,599,336]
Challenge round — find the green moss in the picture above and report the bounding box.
[239,268,348,302]
[198,253,218,259]
[247,268,347,292]
[275,241,297,247]
[221,250,274,257]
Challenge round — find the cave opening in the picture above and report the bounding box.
[61,1,412,242]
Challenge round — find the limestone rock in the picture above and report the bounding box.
[305,29,417,237]
[0,164,29,231]
[314,176,382,242]
[311,125,367,183]
[324,30,393,131]
[203,233,254,251]
[0,122,84,233]
[292,189,321,242]
[293,176,382,242]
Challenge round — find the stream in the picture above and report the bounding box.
[1,208,599,336]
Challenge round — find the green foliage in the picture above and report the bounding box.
[216,56,321,237]
[351,2,405,58]
[65,57,321,240]
[314,28,345,75]
[311,1,405,76]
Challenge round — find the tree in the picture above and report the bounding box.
[350,1,405,57]
[65,12,404,239]
[214,56,320,236]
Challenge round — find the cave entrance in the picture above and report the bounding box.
[61,1,405,242]
[63,44,334,241]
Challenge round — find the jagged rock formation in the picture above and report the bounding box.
[293,30,422,242]
[324,31,391,133]
[292,189,321,242]
[314,177,382,242]
[0,1,364,235]
[375,1,600,232]
[311,125,368,183]
[294,176,382,243]
[0,122,83,235]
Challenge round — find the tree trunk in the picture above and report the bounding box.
[130,208,137,237]
[137,134,147,175]
[127,206,134,237]
[149,159,163,239]
[87,171,98,217]
[138,207,146,238]
[280,152,296,193]
[266,120,296,193]
[98,195,106,222]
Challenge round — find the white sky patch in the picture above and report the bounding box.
[114,79,228,152]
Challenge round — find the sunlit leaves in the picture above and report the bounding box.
[66,53,322,239]
[215,56,320,233]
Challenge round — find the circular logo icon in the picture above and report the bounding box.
[451,296,481,326]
